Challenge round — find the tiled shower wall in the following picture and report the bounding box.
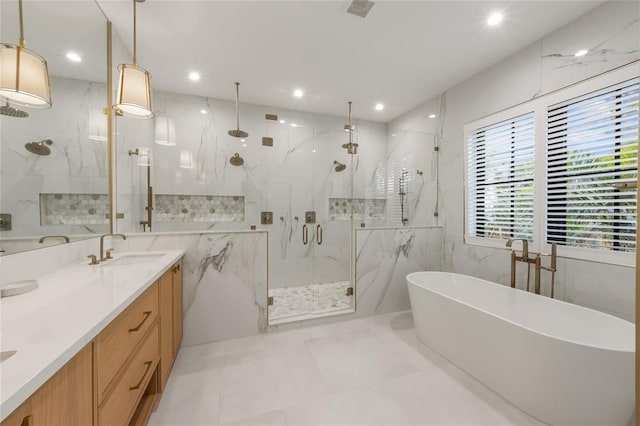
[0,77,109,244]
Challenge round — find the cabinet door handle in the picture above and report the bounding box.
[21,415,33,426]
[316,224,323,245]
[173,264,181,273]
[302,224,308,245]
[129,361,153,390]
[128,311,152,332]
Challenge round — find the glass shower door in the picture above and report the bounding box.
[266,116,316,323]
[311,125,354,316]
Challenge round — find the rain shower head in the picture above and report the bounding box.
[0,102,29,118]
[334,160,346,172]
[230,152,244,166]
[228,82,249,138]
[25,139,53,156]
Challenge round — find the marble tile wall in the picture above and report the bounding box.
[389,0,639,321]
[109,231,268,345]
[355,227,443,317]
[0,77,108,239]
[39,193,109,226]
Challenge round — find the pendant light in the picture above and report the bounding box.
[0,0,52,108]
[154,115,176,146]
[114,0,154,119]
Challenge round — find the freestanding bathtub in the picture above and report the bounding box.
[407,271,634,426]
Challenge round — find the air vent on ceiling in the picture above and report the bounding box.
[347,0,375,18]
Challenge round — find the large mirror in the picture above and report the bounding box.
[0,0,109,255]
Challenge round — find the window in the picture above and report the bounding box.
[464,65,639,265]
[466,113,535,241]
[547,80,638,253]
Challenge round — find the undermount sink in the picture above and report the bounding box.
[0,350,17,363]
[103,253,165,267]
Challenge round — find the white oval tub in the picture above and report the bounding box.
[407,271,634,426]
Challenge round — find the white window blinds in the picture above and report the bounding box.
[467,113,535,240]
[547,79,639,252]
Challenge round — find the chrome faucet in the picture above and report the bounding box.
[39,235,70,244]
[100,233,126,261]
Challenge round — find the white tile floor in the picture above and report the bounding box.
[148,311,545,426]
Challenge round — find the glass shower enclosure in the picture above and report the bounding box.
[263,115,355,323]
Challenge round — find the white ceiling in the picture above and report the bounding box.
[5,1,604,122]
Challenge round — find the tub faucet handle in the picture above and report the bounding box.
[506,238,528,258]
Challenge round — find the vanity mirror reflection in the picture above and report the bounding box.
[0,0,109,256]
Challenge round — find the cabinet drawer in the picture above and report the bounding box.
[99,323,159,426]
[96,284,158,401]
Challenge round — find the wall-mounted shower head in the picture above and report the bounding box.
[25,139,53,156]
[0,102,29,118]
[334,160,346,172]
[230,152,244,166]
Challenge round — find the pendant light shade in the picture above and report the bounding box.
[154,115,176,146]
[115,64,153,118]
[114,0,153,119]
[0,0,52,108]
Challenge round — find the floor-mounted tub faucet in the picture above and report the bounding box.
[506,238,538,293]
[506,239,558,297]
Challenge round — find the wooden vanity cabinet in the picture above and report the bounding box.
[172,261,183,357]
[159,260,183,390]
[1,259,184,426]
[1,344,93,426]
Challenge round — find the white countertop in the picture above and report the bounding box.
[0,249,185,421]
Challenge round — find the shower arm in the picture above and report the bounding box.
[235,82,240,131]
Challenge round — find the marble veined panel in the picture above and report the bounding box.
[355,227,442,317]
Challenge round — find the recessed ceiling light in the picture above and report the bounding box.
[280,119,286,124]
[429,114,437,119]
[375,103,384,111]
[242,143,247,147]
[293,89,304,98]
[188,72,201,81]
[240,139,246,142]
[200,109,207,114]
[574,49,588,57]
[391,133,396,137]
[291,123,298,127]
[487,12,504,26]
[66,52,82,62]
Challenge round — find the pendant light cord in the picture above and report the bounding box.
[132,0,137,66]
[18,0,25,49]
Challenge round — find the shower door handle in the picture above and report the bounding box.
[316,224,323,245]
[302,224,308,245]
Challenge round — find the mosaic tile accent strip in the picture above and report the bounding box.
[39,193,109,225]
[268,281,352,321]
[155,194,245,223]
[329,198,386,221]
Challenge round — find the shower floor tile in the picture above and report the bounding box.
[268,281,352,323]
[148,311,544,426]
